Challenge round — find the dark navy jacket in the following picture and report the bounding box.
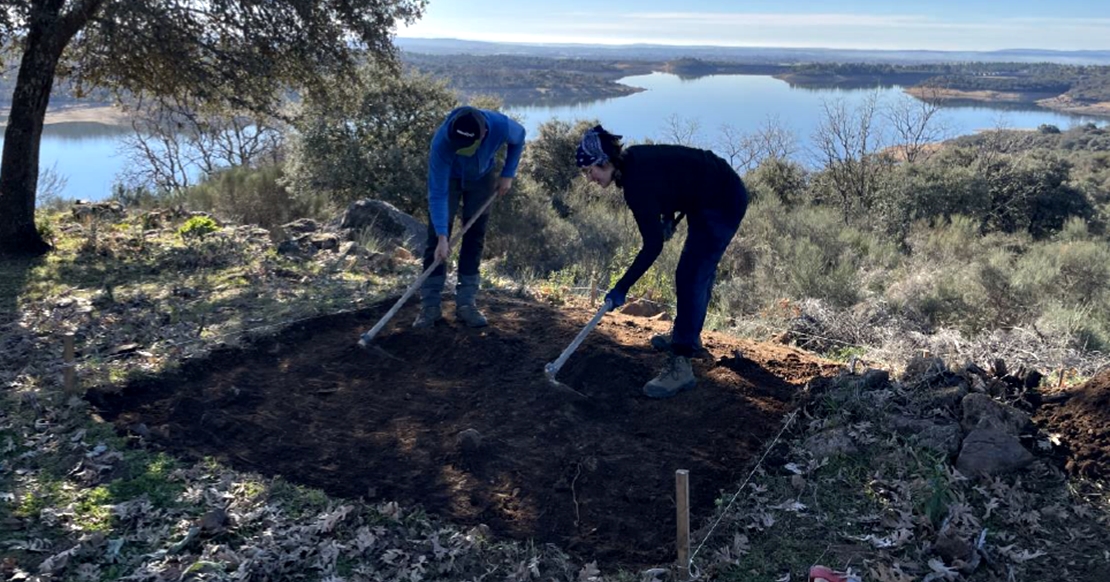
[614,144,746,293]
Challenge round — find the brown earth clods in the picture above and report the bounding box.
[90,293,841,567]
[1035,369,1110,481]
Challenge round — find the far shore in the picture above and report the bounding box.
[0,104,130,128]
[904,87,1110,118]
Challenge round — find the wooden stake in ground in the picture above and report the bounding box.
[63,333,76,394]
[676,469,690,581]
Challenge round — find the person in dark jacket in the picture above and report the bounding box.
[576,125,748,398]
[416,106,526,328]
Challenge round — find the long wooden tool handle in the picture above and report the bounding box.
[361,192,500,343]
[545,299,612,376]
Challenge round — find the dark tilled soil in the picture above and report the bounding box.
[91,293,838,568]
[1035,369,1110,480]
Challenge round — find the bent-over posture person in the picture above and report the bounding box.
[417,106,526,328]
[576,125,749,398]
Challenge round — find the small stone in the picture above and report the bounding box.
[109,343,141,357]
[456,429,483,454]
[392,246,415,262]
[618,299,667,318]
[197,508,228,536]
[276,239,301,256]
[803,427,857,459]
[860,368,890,390]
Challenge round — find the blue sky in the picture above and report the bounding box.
[398,1,1110,51]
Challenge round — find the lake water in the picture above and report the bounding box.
[506,73,1106,156]
[11,72,1108,202]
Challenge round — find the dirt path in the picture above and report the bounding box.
[91,293,839,568]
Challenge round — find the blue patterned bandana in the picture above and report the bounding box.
[576,127,609,167]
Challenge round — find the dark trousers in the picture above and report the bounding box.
[420,171,496,306]
[672,175,748,356]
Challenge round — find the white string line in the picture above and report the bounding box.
[689,408,800,563]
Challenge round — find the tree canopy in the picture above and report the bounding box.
[0,0,425,256]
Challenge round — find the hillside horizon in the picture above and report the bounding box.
[396,36,1110,66]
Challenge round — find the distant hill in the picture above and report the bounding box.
[396,38,1110,66]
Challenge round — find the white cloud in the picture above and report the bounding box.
[626,12,930,28]
[399,11,1110,51]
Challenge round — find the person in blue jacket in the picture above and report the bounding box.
[576,125,748,398]
[415,106,527,328]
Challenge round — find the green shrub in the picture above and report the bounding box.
[971,248,1031,327]
[730,198,892,310]
[110,183,177,209]
[744,157,808,206]
[915,215,986,263]
[283,62,458,216]
[177,215,219,240]
[180,164,328,230]
[1037,304,1110,352]
[885,269,969,328]
[486,180,582,276]
[1013,235,1110,309]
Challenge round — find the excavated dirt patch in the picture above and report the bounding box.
[91,294,838,567]
[1035,369,1110,480]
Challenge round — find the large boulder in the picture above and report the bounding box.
[961,393,1031,436]
[72,200,125,221]
[955,428,1035,476]
[339,199,426,256]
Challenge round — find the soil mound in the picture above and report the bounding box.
[1035,369,1110,480]
[91,293,837,567]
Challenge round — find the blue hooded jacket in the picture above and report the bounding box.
[427,107,526,236]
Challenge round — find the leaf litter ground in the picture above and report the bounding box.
[90,293,839,568]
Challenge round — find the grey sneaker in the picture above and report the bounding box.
[643,355,696,398]
[412,305,443,328]
[455,304,488,328]
[649,333,709,358]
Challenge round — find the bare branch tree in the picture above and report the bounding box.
[810,92,888,222]
[120,94,285,192]
[716,115,798,174]
[36,163,70,208]
[662,113,703,147]
[753,114,798,162]
[884,88,949,163]
[715,123,758,172]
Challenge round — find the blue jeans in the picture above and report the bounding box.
[671,176,748,356]
[420,171,496,307]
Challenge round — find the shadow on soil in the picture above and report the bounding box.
[89,292,838,568]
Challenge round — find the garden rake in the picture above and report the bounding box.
[542,299,612,399]
[357,192,500,358]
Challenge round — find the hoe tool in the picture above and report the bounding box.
[543,299,612,399]
[357,193,499,356]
